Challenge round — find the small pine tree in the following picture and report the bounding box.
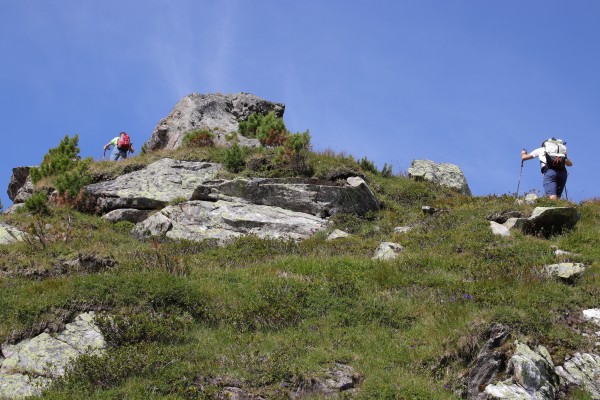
[239,112,287,146]
[30,135,82,183]
[381,163,393,177]
[224,143,245,173]
[24,192,50,215]
[55,158,93,197]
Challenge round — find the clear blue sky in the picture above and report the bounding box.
[2,0,599,209]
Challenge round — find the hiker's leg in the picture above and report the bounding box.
[555,170,568,198]
[110,148,120,161]
[542,169,559,198]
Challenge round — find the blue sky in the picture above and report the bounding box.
[1,0,599,209]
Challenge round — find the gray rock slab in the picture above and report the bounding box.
[0,224,27,245]
[133,200,328,243]
[407,159,471,196]
[556,353,600,399]
[145,92,285,151]
[54,312,106,355]
[85,158,222,212]
[372,242,404,261]
[484,381,532,399]
[192,176,379,217]
[509,341,558,399]
[523,207,580,236]
[102,208,151,223]
[543,263,587,281]
[393,226,413,234]
[7,166,34,203]
[503,218,526,231]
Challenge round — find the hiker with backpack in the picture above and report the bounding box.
[521,138,573,200]
[104,132,134,161]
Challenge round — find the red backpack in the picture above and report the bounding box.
[117,133,131,150]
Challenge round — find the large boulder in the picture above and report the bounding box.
[192,176,380,218]
[145,93,285,151]
[0,223,27,245]
[522,207,580,236]
[85,158,222,213]
[7,166,34,203]
[556,353,600,398]
[132,200,328,243]
[407,159,471,195]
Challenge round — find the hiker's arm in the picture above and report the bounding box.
[566,158,573,167]
[521,150,534,161]
[103,143,111,151]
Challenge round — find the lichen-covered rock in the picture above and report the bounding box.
[132,200,328,243]
[467,324,510,399]
[145,93,285,151]
[407,159,471,195]
[327,229,350,240]
[508,342,558,398]
[484,381,532,399]
[0,312,105,397]
[85,158,222,212]
[542,263,587,282]
[556,353,600,399]
[192,176,379,217]
[522,207,580,237]
[0,224,27,245]
[372,242,404,261]
[583,309,600,327]
[0,373,51,399]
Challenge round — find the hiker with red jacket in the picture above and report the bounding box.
[104,132,134,161]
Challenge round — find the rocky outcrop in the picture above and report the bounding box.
[0,223,27,245]
[85,158,222,213]
[192,176,380,218]
[467,324,510,399]
[556,353,600,398]
[132,200,329,243]
[583,309,600,327]
[145,93,285,151]
[0,312,105,398]
[372,242,404,261]
[484,341,559,399]
[101,208,151,224]
[7,167,34,203]
[407,159,471,196]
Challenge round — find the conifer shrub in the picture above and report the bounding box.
[224,143,245,172]
[24,191,50,215]
[55,158,93,198]
[30,135,82,183]
[275,131,313,176]
[182,129,215,148]
[239,112,287,146]
[359,157,378,174]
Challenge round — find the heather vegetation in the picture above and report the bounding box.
[1,127,599,399]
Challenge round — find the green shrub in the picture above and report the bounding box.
[224,143,245,172]
[239,112,287,146]
[359,157,378,174]
[24,191,50,215]
[381,163,393,177]
[30,135,82,183]
[275,131,313,176]
[182,129,215,148]
[55,158,93,197]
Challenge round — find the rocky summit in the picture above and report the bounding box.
[145,92,285,151]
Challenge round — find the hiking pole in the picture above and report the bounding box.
[564,186,569,201]
[516,149,525,198]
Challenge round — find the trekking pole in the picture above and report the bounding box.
[564,186,569,201]
[516,149,525,197]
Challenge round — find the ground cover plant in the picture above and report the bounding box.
[1,136,599,399]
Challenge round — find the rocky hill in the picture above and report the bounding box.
[0,93,599,399]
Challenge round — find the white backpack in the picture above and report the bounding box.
[542,138,567,169]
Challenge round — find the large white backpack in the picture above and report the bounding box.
[542,138,567,169]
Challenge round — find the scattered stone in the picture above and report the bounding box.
[407,159,471,196]
[133,200,328,243]
[56,254,117,275]
[85,158,222,213]
[542,263,587,282]
[515,193,539,205]
[102,208,151,223]
[192,176,380,217]
[583,309,600,327]
[3,203,25,215]
[467,324,510,399]
[145,93,284,151]
[372,242,404,261]
[490,221,510,237]
[327,230,350,240]
[393,226,413,234]
[292,363,361,398]
[522,207,580,237]
[503,218,525,230]
[219,387,265,399]
[421,206,448,215]
[556,353,600,399]
[487,210,524,224]
[0,223,27,245]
